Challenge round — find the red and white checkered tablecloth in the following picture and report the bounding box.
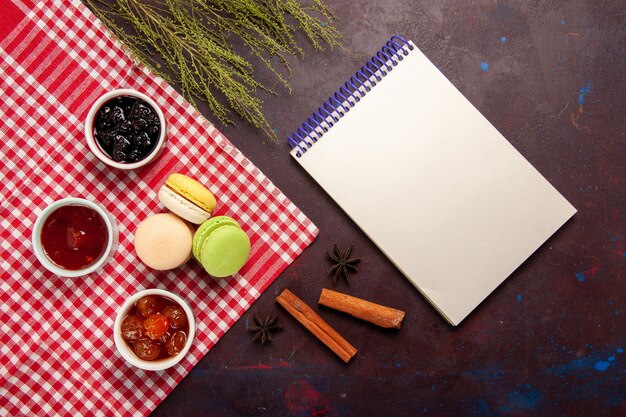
[0,0,318,415]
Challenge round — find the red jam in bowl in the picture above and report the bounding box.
[40,205,108,270]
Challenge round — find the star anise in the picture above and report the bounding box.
[247,313,281,345]
[326,244,361,285]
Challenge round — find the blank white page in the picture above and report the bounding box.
[291,42,576,325]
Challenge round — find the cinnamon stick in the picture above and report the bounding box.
[319,288,405,329]
[276,288,357,363]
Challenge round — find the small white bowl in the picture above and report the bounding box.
[114,289,196,371]
[85,89,167,170]
[32,198,118,278]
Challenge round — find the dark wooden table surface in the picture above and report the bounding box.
[111,1,625,416]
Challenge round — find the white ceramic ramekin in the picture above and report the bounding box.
[114,289,196,371]
[85,89,167,170]
[31,197,118,278]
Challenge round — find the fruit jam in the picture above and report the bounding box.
[40,205,108,270]
[121,295,189,361]
[93,95,161,163]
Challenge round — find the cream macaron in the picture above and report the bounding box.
[134,213,194,270]
[157,173,217,224]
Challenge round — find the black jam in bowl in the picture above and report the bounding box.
[93,95,161,163]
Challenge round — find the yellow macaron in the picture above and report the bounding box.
[158,173,217,224]
[166,173,216,212]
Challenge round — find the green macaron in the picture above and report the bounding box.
[192,216,240,261]
[192,216,251,278]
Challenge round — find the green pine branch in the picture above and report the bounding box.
[83,0,342,141]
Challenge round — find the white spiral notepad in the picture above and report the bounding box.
[288,36,576,325]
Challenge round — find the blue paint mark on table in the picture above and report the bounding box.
[594,361,610,371]
[473,397,497,416]
[547,347,623,375]
[578,81,591,105]
[497,385,543,413]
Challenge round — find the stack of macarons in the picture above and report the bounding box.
[133,172,250,278]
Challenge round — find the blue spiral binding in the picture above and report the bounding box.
[288,36,414,157]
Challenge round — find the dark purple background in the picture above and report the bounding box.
[93,1,626,416]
